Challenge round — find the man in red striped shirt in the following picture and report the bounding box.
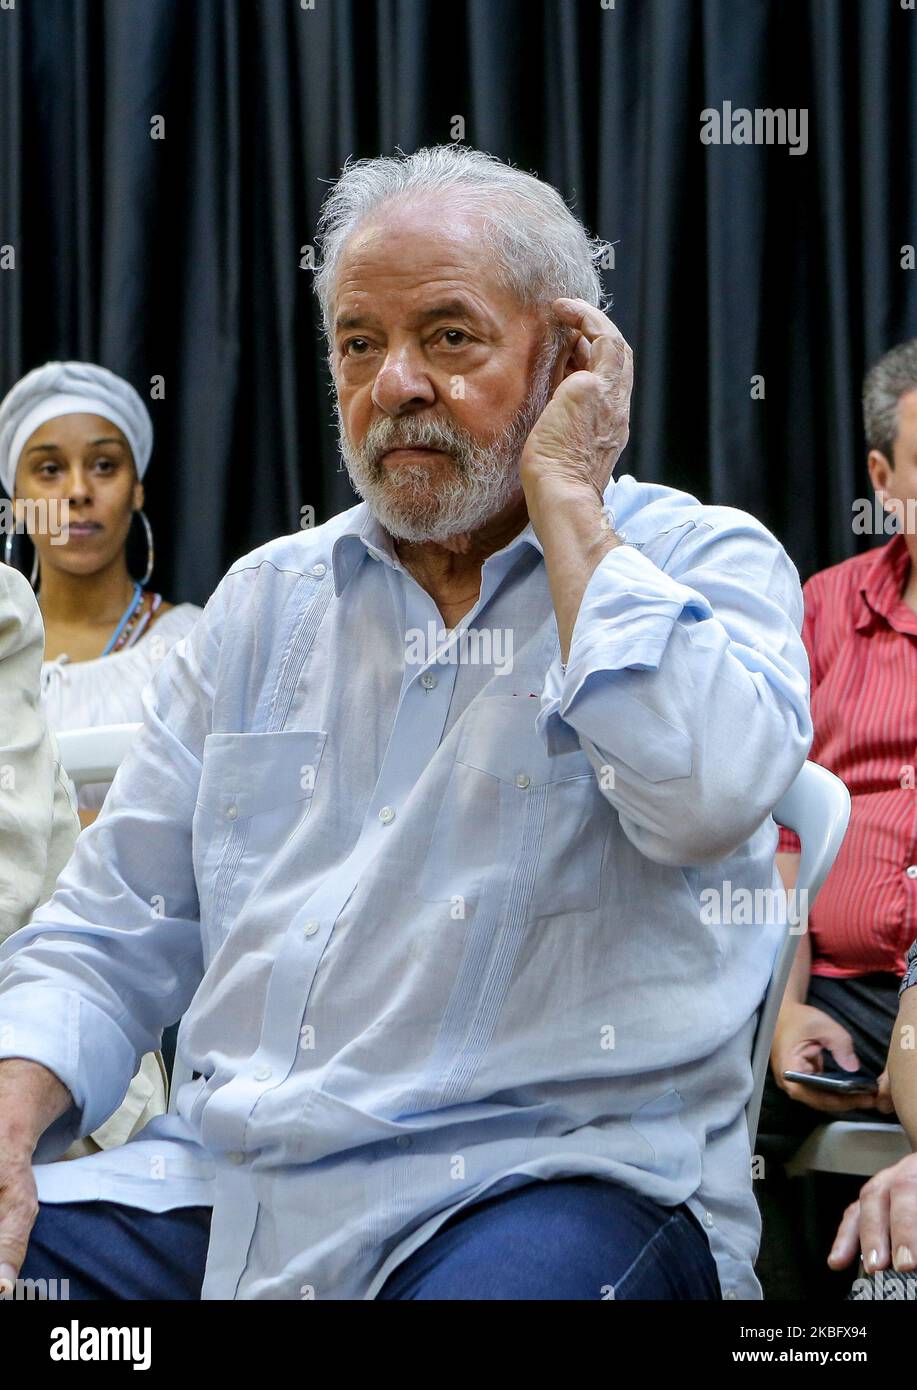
[756,339,917,1297]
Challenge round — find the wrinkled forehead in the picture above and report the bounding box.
[332,201,522,328]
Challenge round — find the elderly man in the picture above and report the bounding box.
[0,146,811,1301]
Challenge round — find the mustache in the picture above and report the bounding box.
[361,415,471,468]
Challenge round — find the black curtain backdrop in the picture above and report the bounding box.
[2,0,917,606]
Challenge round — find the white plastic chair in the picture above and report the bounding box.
[748,760,910,1177]
[785,1119,910,1178]
[746,760,851,1145]
[55,722,142,790]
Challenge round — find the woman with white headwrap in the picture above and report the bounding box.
[0,361,195,1155]
[0,361,203,829]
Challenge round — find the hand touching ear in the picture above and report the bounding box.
[520,299,633,503]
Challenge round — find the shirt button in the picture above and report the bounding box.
[379,805,396,824]
[226,1152,244,1165]
[724,1289,737,1300]
[907,865,917,879]
[253,1066,272,1082]
[303,919,320,938]
[514,772,531,789]
[703,1211,715,1228]
[226,804,238,820]
[396,1136,412,1149]
[311,563,326,577]
[421,672,437,689]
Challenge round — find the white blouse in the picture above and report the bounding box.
[39,602,204,812]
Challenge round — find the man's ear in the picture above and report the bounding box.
[867,448,893,499]
[550,327,579,390]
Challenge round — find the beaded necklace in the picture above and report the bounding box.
[101,584,165,655]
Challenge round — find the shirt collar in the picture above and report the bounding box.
[856,534,914,631]
[330,501,544,597]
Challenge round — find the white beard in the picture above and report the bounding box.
[335,345,556,543]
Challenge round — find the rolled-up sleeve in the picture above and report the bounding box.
[0,575,229,1160]
[535,516,813,867]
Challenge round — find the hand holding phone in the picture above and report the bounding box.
[782,1068,878,1095]
[772,1005,885,1112]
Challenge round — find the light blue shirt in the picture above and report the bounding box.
[0,473,812,1300]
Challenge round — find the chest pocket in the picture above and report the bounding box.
[417,694,609,921]
[193,729,327,949]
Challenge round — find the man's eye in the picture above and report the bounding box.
[440,330,470,347]
[343,338,370,355]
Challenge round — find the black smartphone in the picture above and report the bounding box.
[784,1046,879,1095]
[783,1069,879,1094]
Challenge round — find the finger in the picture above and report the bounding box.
[857,1179,892,1272]
[782,1081,875,1113]
[875,1071,896,1117]
[552,298,618,343]
[818,1026,860,1073]
[827,1201,862,1269]
[795,1044,822,1072]
[569,334,592,372]
[818,1088,877,1113]
[786,1028,836,1075]
[889,1168,917,1271]
[552,299,632,387]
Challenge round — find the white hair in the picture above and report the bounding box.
[313,144,612,351]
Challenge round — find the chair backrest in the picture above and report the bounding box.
[746,760,851,1145]
[55,722,143,790]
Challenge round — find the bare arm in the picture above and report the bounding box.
[828,984,917,1277]
[889,987,917,1147]
[769,850,889,1112]
[776,851,808,1003]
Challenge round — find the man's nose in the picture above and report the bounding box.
[371,348,437,416]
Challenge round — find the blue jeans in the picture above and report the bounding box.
[21,1176,720,1299]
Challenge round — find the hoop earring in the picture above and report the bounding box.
[135,509,154,586]
[3,531,39,589]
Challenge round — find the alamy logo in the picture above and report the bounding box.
[699,881,808,933]
[49,1320,151,1370]
[700,102,808,156]
[0,496,68,544]
[404,621,513,675]
[850,1269,917,1300]
[0,1275,69,1299]
[852,494,917,536]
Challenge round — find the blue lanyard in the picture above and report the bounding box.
[102,581,143,656]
